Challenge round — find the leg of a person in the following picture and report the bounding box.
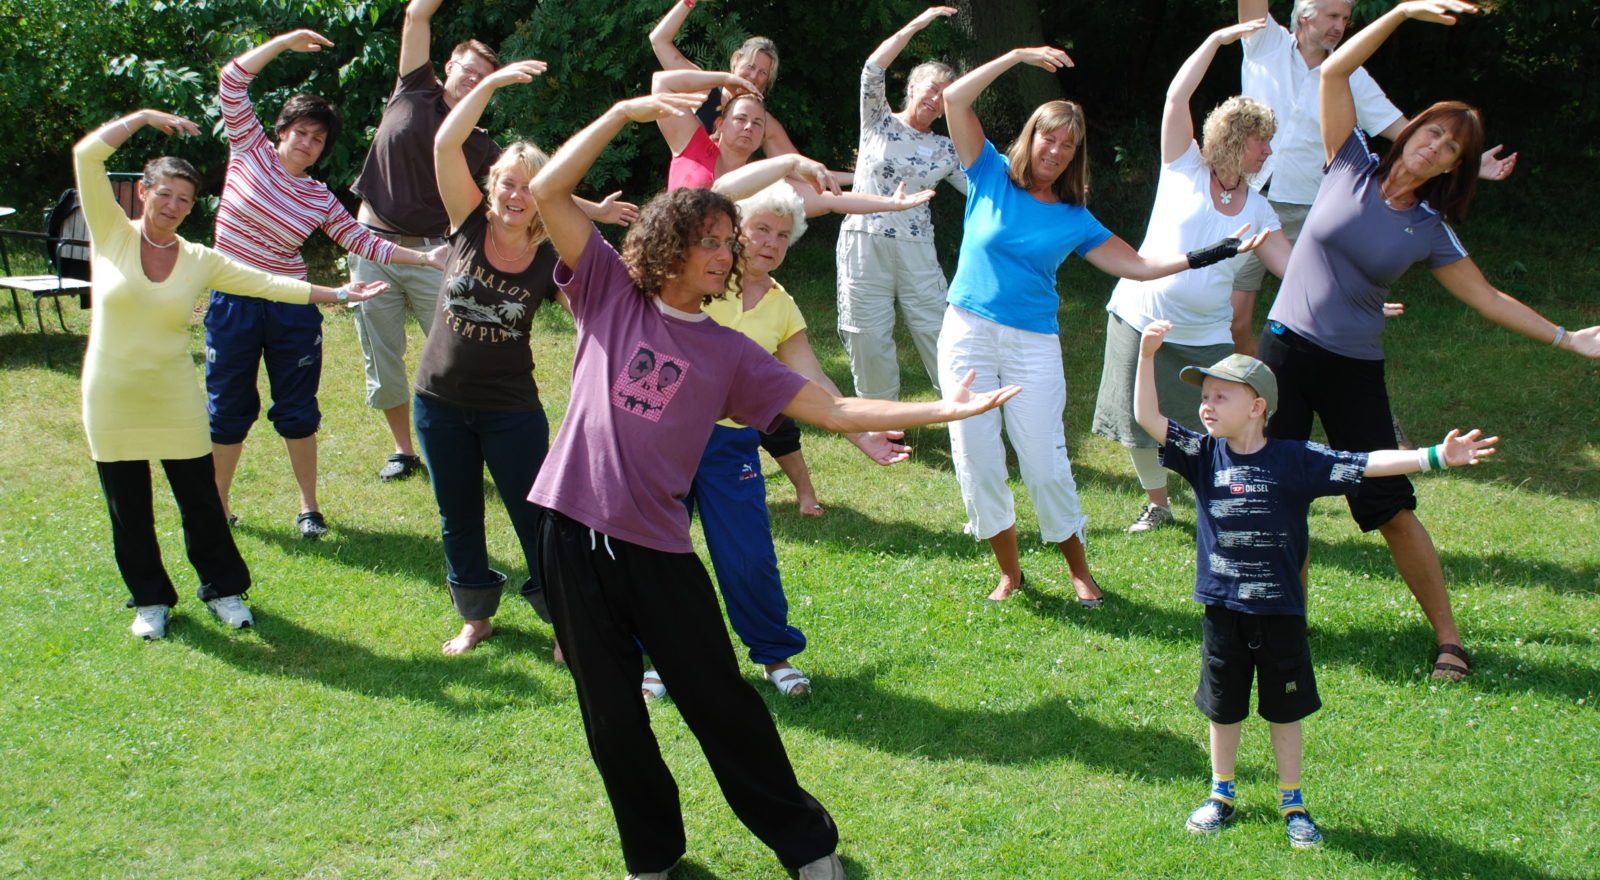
[896,238,950,396]
[837,231,904,400]
[537,511,685,874]
[203,292,265,513]
[938,306,1015,542]
[1229,288,1261,356]
[351,255,435,455]
[414,395,502,620]
[1211,721,1244,777]
[999,326,1086,546]
[1129,447,1169,504]
[1092,313,1169,508]
[695,425,806,666]
[262,302,325,514]
[759,417,821,516]
[1269,721,1303,785]
[629,537,837,870]
[161,455,251,601]
[96,459,180,607]
[477,406,551,622]
[1257,329,1317,443]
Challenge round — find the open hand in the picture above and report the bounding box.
[343,280,388,303]
[908,6,959,30]
[1478,144,1518,181]
[887,181,936,210]
[1564,325,1600,358]
[853,430,912,466]
[947,369,1020,416]
[485,60,549,89]
[593,191,640,226]
[139,110,201,136]
[1215,18,1267,44]
[1140,320,1173,356]
[1012,46,1074,72]
[1397,0,1478,25]
[620,92,706,123]
[277,29,333,54]
[723,73,763,99]
[1439,427,1498,467]
[794,156,842,196]
[1227,223,1270,255]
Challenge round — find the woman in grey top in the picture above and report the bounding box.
[836,6,969,402]
[1259,0,1600,681]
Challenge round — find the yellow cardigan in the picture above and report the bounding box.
[75,136,312,462]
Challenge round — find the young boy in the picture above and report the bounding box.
[1132,320,1496,848]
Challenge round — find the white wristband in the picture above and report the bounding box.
[1552,326,1567,348]
[1417,447,1432,472]
[334,285,350,303]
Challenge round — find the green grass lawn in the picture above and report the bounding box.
[0,205,1596,879]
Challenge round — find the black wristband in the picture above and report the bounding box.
[1186,237,1242,270]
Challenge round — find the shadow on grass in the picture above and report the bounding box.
[1307,533,1600,597]
[1013,586,1600,702]
[769,668,1207,780]
[242,522,535,590]
[0,325,86,372]
[174,612,561,715]
[1329,825,1570,880]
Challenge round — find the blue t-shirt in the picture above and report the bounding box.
[946,140,1113,335]
[1160,421,1369,616]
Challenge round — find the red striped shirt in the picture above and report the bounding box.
[214,61,396,279]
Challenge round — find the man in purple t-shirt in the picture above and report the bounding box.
[348,0,502,483]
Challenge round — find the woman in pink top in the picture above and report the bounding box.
[205,30,445,541]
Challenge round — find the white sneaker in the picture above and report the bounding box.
[131,605,168,640]
[205,595,254,629]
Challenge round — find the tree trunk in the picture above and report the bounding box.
[955,0,1062,147]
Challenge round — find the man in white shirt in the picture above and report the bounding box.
[1228,0,1517,354]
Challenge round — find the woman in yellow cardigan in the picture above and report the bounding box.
[76,109,385,640]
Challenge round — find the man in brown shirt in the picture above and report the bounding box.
[349,0,501,481]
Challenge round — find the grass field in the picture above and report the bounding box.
[1,192,1596,879]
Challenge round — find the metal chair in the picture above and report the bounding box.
[0,191,94,338]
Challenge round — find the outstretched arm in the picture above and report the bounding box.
[1085,224,1269,282]
[652,69,755,153]
[1322,1,1480,163]
[868,6,958,70]
[943,46,1073,167]
[1364,428,1497,477]
[1377,114,1519,182]
[797,181,934,219]
[1431,257,1600,357]
[649,0,702,71]
[712,153,836,201]
[533,93,705,268]
[234,29,332,75]
[1133,321,1173,443]
[399,0,444,77]
[783,369,1019,434]
[436,60,547,229]
[1163,21,1265,163]
[775,331,912,465]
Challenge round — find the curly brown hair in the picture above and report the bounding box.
[621,188,743,304]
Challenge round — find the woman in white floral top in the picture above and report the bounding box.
[837,6,970,402]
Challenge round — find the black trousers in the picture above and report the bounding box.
[536,508,837,874]
[95,455,251,607]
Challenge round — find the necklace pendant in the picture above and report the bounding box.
[1219,191,1233,206]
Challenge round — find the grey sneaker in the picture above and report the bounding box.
[1127,503,1174,534]
[131,605,168,639]
[1185,797,1236,834]
[625,860,677,880]
[379,453,424,482]
[1285,810,1323,848]
[797,853,844,880]
[205,595,254,629]
[297,511,329,541]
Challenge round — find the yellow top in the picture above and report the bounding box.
[703,276,806,429]
[75,135,311,462]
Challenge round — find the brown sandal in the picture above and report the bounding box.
[1430,643,1472,681]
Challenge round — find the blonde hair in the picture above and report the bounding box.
[902,61,956,112]
[730,37,780,89]
[1200,96,1276,187]
[1004,100,1089,205]
[485,141,550,245]
[737,182,808,243]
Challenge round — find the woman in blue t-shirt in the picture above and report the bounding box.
[940,46,1266,607]
[1261,1,1600,680]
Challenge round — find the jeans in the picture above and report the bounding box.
[413,393,550,621]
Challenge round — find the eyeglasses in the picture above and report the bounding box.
[449,61,490,86]
[695,236,738,251]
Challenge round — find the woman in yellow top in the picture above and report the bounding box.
[75,109,385,640]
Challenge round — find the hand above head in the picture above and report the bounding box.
[139,110,201,136]
[908,6,959,30]
[276,29,334,53]
[853,430,912,466]
[593,191,640,226]
[1479,145,1518,181]
[946,369,1021,416]
[483,59,549,90]
[1011,46,1074,72]
[1139,320,1173,356]
[793,156,842,196]
[723,73,763,99]
[619,92,706,123]
[1396,0,1479,24]
[1438,428,1498,467]
[1214,18,1267,44]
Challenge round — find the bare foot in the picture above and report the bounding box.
[986,572,1024,603]
[798,494,824,517]
[1072,574,1104,608]
[441,619,494,655]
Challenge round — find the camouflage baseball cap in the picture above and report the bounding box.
[1180,354,1278,416]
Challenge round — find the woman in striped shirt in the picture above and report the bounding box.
[206,30,444,540]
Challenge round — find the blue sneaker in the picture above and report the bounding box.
[1185,798,1236,834]
[1285,810,1323,848]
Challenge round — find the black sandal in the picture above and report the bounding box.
[1430,643,1472,681]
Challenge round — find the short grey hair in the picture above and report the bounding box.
[1291,0,1352,31]
[736,182,808,243]
[903,61,957,112]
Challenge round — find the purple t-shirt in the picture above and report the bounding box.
[1268,129,1468,360]
[528,227,809,553]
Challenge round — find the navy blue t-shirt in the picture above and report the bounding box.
[1160,421,1369,615]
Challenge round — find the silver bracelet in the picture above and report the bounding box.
[120,119,132,137]
[1552,325,1567,348]
[334,285,350,303]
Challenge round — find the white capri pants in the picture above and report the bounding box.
[937,305,1088,544]
[836,230,947,401]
